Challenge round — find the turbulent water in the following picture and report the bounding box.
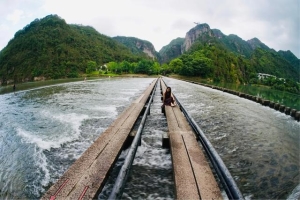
[0,77,299,199]
[0,77,154,199]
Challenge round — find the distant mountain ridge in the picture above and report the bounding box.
[161,24,277,61]
[159,23,299,82]
[0,15,298,85]
[112,36,158,60]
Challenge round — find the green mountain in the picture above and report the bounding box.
[159,37,184,63]
[278,50,300,71]
[0,14,147,85]
[113,36,159,60]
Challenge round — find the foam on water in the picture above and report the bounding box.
[287,183,300,200]
[214,133,227,141]
[132,130,172,169]
[133,148,172,169]
[32,147,50,191]
[17,111,89,150]
[120,88,139,96]
[93,106,118,118]
[16,128,62,150]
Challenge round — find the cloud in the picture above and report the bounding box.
[6,9,24,24]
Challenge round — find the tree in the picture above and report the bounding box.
[153,62,161,75]
[120,61,131,73]
[107,61,119,73]
[169,58,183,74]
[135,59,153,74]
[86,61,97,74]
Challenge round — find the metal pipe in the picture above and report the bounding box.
[163,78,244,199]
[108,79,158,200]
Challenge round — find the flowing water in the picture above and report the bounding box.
[0,77,155,199]
[0,77,299,199]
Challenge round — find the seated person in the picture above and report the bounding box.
[163,87,176,107]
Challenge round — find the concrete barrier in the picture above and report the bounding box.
[279,105,286,113]
[257,98,262,104]
[295,111,300,121]
[238,92,245,98]
[274,103,280,110]
[285,107,291,115]
[291,109,297,117]
[173,78,299,122]
[262,100,270,106]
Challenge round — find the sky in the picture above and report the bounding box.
[0,0,299,58]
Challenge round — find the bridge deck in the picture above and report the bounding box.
[161,79,222,199]
[41,79,157,200]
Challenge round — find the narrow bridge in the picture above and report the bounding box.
[41,78,243,200]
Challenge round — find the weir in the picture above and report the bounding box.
[41,77,243,200]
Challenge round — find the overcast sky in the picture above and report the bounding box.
[0,0,299,58]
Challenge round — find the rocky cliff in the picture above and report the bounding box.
[113,36,158,60]
[181,23,214,53]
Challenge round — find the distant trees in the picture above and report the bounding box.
[260,76,300,94]
[86,61,97,74]
[169,58,183,74]
[102,60,161,75]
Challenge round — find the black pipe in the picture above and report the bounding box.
[108,79,158,200]
[163,78,244,200]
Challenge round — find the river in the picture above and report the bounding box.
[0,77,299,199]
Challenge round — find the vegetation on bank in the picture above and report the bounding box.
[251,76,300,94]
[167,40,300,94]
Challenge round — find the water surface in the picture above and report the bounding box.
[0,77,299,199]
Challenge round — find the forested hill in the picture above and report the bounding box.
[0,14,148,85]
